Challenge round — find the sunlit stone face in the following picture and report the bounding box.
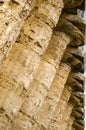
[0,1,85,130]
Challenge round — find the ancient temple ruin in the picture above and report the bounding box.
[0,0,85,130]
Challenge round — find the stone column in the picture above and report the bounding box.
[48,86,72,130]
[58,104,73,130]
[0,0,37,69]
[65,117,75,130]
[0,0,64,129]
[10,30,70,130]
[32,63,71,129]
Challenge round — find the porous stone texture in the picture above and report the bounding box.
[0,0,85,130]
[0,0,37,69]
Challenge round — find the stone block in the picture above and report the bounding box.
[2,90,23,117]
[57,63,71,79]
[0,0,35,68]
[48,87,71,130]
[35,60,56,88]
[0,87,8,107]
[35,98,57,128]
[11,112,33,130]
[1,43,40,90]
[36,3,59,28]
[19,16,52,55]
[42,32,70,68]
[61,88,72,101]
[58,104,73,130]
[0,113,9,130]
[47,75,66,102]
[21,80,47,118]
[36,0,64,27]
[53,100,68,123]
[42,47,63,68]
[65,117,74,130]
[32,124,44,130]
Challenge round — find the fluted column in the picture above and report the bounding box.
[0,0,84,71]
[0,1,84,130]
[0,1,64,129]
[58,104,73,130]
[48,86,72,130]
[10,30,70,130]
[0,0,37,69]
[42,31,70,68]
[32,63,71,129]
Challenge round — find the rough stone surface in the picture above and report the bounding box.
[0,0,85,130]
[48,87,72,130]
[34,63,71,128]
[0,0,37,69]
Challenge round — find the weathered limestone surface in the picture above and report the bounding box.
[33,63,71,128]
[48,86,72,130]
[0,0,38,69]
[65,117,75,130]
[0,0,85,130]
[42,32,70,68]
[58,103,73,130]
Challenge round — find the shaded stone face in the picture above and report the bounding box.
[64,0,84,8]
[0,0,85,130]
